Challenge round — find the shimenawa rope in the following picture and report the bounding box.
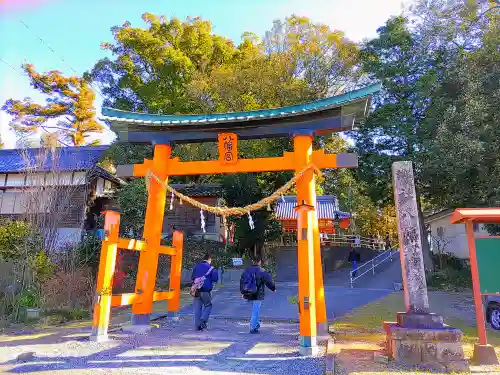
[145,163,322,218]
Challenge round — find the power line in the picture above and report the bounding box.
[18,19,107,101]
[0,57,23,75]
[0,56,91,135]
[19,20,79,75]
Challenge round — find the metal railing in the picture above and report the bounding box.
[350,249,399,288]
[281,233,389,250]
[321,234,387,250]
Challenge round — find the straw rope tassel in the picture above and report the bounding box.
[248,212,255,230]
[145,163,321,217]
[223,216,229,242]
[200,209,206,233]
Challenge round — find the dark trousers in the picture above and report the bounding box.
[193,291,212,328]
[351,260,358,277]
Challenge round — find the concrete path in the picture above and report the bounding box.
[0,317,325,375]
[180,283,393,321]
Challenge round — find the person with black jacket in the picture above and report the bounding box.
[240,257,276,334]
[385,232,392,250]
[348,248,361,277]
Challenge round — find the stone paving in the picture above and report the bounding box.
[0,317,325,375]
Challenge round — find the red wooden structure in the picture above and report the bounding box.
[275,195,350,234]
[451,208,500,364]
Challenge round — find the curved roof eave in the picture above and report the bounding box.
[100,83,381,127]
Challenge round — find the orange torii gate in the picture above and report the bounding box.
[91,84,380,355]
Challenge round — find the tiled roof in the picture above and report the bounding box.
[275,195,350,220]
[0,146,109,173]
[102,84,381,127]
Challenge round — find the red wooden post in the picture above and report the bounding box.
[465,220,488,345]
[294,134,318,356]
[168,230,184,313]
[132,144,171,325]
[90,210,120,342]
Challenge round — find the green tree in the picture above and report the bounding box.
[421,2,500,209]
[187,15,360,113]
[354,1,500,266]
[353,14,446,269]
[355,1,495,203]
[321,135,397,240]
[2,64,102,146]
[116,179,149,237]
[88,14,359,113]
[0,220,36,260]
[92,13,362,252]
[354,15,442,204]
[87,14,238,113]
[263,15,360,97]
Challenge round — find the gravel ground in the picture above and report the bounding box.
[0,317,326,375]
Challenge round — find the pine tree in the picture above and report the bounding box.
[2,64,103,146]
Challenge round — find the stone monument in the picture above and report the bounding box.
[384,161,469,373]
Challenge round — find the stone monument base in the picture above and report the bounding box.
[384,320,469,373]
[397,312,444,329]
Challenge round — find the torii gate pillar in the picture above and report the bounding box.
[294,134,321,355]
[132,144,171,325]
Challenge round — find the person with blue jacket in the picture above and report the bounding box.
[240,257,276,334]
[191,253,219,331]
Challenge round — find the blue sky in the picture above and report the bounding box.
[0,0,405,148]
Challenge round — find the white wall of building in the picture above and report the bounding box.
[427,213,489,259]
[0,171,90,215]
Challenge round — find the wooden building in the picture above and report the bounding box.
[163,183,225,241]
[0,146,122,248]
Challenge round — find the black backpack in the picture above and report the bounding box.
[241,271,258,296]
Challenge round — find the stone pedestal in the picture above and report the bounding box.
[397,312,444,329]
[384,322,469,373]
[122,315,152,334]
[89,333,109,342]
[317,322,330,339]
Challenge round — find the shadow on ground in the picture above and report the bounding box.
[1,318,325,375]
